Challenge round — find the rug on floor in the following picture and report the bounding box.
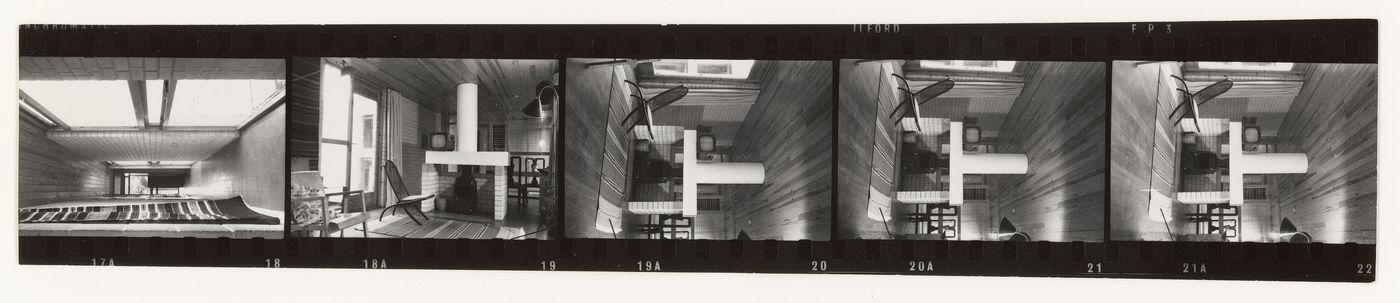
[366,215,501,239]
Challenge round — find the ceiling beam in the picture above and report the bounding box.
[127,80,150,127]
[17,89,72,131]
[159,80,177,128]
[237,95,286,131]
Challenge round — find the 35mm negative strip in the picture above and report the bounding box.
[14,21,1377,282]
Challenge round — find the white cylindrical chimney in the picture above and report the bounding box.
[1237,153,1309,174]
[456,83,478,152]
[693,162,765,184]
[426,83,509,166]
[962,153,1030,174]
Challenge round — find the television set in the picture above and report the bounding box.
[423,132,452,150]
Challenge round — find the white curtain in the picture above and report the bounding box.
[381,89,408,208]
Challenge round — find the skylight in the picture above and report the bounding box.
[145,80,163,124]
[18,80,139,127]
[164,79,285,127]
[1196,62,1295,72]
[918,60,1017,73]
[651,59,756,79]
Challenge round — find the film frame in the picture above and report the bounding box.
[14,20,1377,282]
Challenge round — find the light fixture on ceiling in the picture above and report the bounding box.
[522,80,558,118]
[339,60,357,76]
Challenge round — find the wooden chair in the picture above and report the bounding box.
[292,190,368,238]
[382,160,435,225]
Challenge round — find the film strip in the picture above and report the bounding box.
[14,21,1377,282]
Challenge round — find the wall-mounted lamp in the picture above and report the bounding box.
[339,60,357,76]
[1276,217,1312,243]
[522,81,558,118]
[995,217,1031,241]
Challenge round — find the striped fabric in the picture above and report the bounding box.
[627,201,683,215]
[896,190,951,204]
[370,216,501,239]
[1176,191,1230,204]
[19,197,279,225]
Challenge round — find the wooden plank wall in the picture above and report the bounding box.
[16,112,112,208]
[1272,63,1377,244]
[287,57,321,168]
[1110,62,1184,241]
[725,61,833,240]
[986,62,1106,242]
[835,60,897,239]
[186,105,287,211]
[562,59,630,239]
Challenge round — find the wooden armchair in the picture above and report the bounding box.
[293,190,369,237]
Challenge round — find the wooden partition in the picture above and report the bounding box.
[725,61,833,241]
[986,62,1106,242]
[1272,63,1378,244]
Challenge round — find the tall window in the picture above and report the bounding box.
[1196,62,1294,71]
[121,173,149,195]
[319,62,379,199]
[918,60,1017,72]
[650,59,755,79]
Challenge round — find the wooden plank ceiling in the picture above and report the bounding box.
[19,57,285,80]
[335,58,557,120]
[48,130,239,161]
[19,57,285,162]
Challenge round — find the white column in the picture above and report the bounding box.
[425,83,510,166]
[949,122,1029,205]
[456,83,478,153]
[962,154,1029,174]
[692,162,766,184]
[1236,153,1309,174]
[950,122,964,205]
[681,130,766,216]
[1228,121,1308,205]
